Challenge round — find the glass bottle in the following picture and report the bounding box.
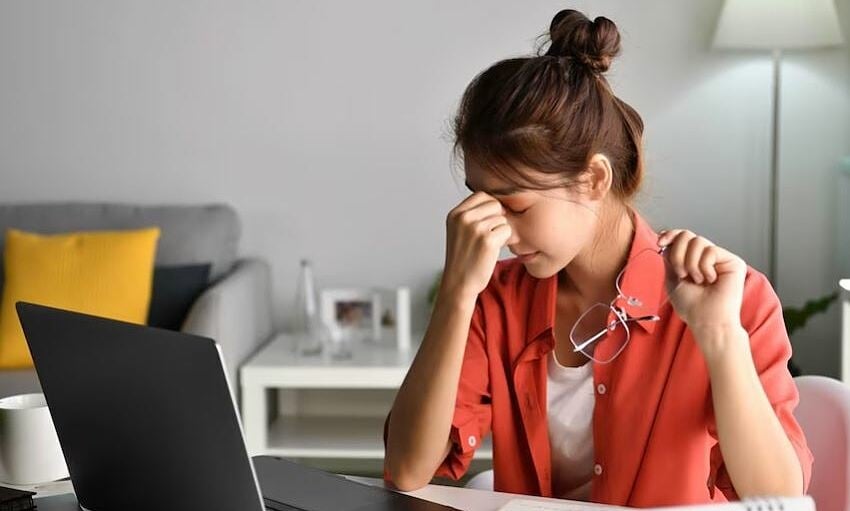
[292,259,326,356]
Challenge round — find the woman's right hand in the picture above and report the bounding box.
[442,192,512,301]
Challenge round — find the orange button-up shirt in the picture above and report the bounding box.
[384,211,813,506]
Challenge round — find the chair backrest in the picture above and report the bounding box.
[465,469,494,491]
[794,376,850,511]
[0,202,240,283]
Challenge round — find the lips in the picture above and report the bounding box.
[516,251,538,261]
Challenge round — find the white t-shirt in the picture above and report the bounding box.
[546,350,595,501]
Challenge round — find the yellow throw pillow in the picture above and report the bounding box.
[0,227,161,369]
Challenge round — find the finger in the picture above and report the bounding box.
[714,257,745,277]
[488,223,513,247]
[453,192,500,216]
[658,228,684,248]
[711,246,746,275]
[698,247,718,283]
[454,199,504,225]
[665,230,696,280]
[476,214,508,234]
[684,236,711,284]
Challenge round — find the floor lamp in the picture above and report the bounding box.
[712,0,844,289]
[841,280,850,382]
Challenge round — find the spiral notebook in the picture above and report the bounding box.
[498,495,815,511]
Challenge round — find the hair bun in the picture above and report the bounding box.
[543,9,621,74]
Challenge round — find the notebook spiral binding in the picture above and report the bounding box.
[742,497,786,511]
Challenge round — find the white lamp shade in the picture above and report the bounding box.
[713,0,844,50]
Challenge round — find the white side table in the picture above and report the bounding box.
[239,332,493,462]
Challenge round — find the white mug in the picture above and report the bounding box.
[0,393,69,485]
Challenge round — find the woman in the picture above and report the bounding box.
[383,9,812,506]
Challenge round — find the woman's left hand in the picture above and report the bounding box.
[657,229,747,339]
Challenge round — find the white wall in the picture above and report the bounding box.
[0,0,847,376]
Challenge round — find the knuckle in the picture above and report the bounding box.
[686,235,703,247]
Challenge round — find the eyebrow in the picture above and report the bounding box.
[464,180,521,196]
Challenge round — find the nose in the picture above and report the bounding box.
[504,219,520,247]
[506,236,523,255]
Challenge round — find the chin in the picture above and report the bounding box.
[521,259,553,279]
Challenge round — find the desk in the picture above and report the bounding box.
[29,475,618,511]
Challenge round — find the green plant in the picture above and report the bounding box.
[783,291,839,376]
[783,292,839,336]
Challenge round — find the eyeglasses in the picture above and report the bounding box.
[569,245,673,364]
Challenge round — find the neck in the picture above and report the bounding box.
[558,203,635,308]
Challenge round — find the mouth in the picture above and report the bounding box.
[516,251,539,262]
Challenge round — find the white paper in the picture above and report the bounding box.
[499,499,621,511]
[498,496,815,511]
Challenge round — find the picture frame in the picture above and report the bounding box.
[319,288,382,343]
[318,286,412,351]
[373,286,412,351]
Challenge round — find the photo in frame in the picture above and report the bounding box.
[319,288,382,343]
[318,286,412,350]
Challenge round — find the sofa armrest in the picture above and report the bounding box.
[181,257,274,404]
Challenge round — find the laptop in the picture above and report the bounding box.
[16,302,458,511]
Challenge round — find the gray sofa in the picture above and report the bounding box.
[0,202,274,404]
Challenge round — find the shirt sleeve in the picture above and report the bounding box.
[706,269,814,501]
[382,296,493,483]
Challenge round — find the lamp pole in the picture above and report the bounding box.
[768,48,782,289]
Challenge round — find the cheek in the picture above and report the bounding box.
[520,208,588,255]
[513,211,559,250]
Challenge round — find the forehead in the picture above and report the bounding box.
[464,160,558,196]
[464,178,521,196]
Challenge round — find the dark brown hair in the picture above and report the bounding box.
[453,9,645,201]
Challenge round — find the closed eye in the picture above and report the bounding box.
[506,206,529,215]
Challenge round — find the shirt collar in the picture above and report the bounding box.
[526,207,665,344]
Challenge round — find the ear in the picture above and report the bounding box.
[580,153,613,200]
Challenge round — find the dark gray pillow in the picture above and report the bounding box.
[147,264,211,330]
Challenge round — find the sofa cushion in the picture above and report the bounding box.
[0,227,160,368]
[148,263,211,330]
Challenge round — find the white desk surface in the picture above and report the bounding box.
[348,475,619,511]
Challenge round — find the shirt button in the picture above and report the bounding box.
[468,435,477,447]
[597,383,607,395]
[594,463,603,476]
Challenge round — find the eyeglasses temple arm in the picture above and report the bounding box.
[573,329,609,352]
[571,314,660,353]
